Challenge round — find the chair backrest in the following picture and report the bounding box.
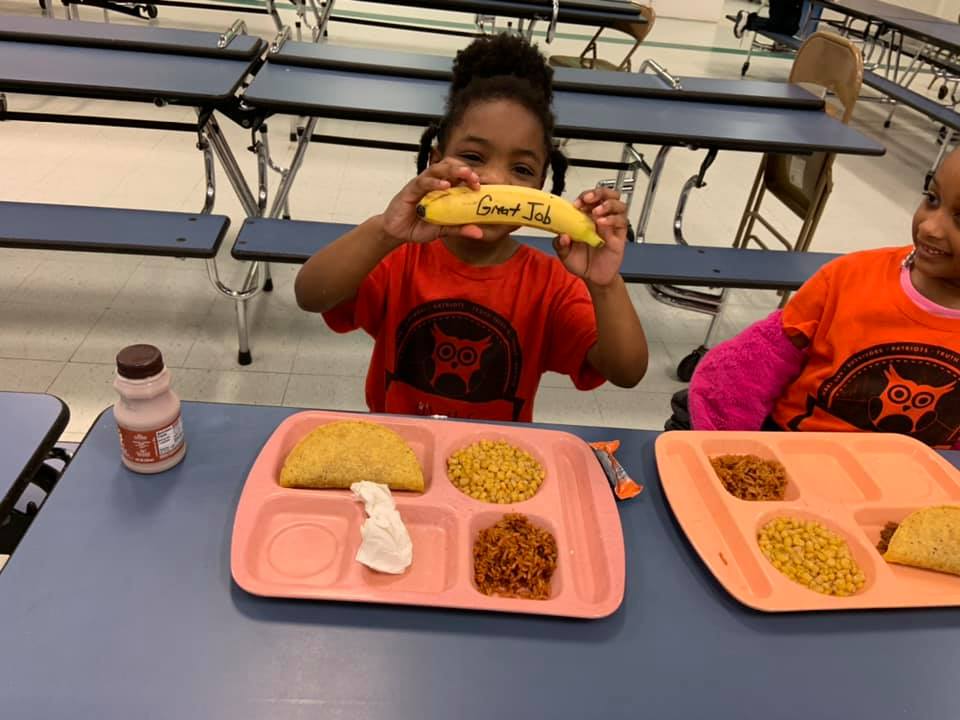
[765,32,863,218]
[788,31,863,123]
[612,3,656,45]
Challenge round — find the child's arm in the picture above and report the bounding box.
[295,160,481,313]
[294,216,399,313]
[689,310,808,430]
[554,188,648,388]
[586,276,648,387]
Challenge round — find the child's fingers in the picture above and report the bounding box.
[430,158,480,189]
[414,176,452,195]
[574,187,622,212]
[552,234,573,259]
[460,224,484,239]
[598,215,628,231]
[451,164,482,190]
[589,187,623,205]
[591,198,628,218]
[573,190,596,210]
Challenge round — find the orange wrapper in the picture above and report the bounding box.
[590,440,643,500]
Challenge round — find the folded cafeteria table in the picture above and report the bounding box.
[322,0,646,41]
[0,392,69,521]
[0,16,277,365]
[0,401,957,718]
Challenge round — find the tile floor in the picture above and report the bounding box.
[0,0,945,441]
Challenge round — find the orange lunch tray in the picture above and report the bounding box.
[656,431,960,612]
[231,411,626,619]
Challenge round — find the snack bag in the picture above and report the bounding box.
[590,440,643,501]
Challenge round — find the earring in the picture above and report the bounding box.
[902,248,917,269]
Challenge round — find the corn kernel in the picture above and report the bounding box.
[757,517,865,598]
[447,440,546,504]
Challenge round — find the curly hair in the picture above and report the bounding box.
[416,33,568,195]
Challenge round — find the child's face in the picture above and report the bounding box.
[436,98,548,243]
[913,150,960,283]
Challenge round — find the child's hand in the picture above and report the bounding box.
[381,159,482,245]
[554,188,628,286]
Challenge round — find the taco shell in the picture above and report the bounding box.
[279,420,424,492]
[883,506,960,577]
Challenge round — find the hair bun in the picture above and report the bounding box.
[451,33,553,102]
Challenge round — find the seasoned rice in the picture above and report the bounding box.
[710,454,787,501]
[473,514,558,600]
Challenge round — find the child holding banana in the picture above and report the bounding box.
[295,34,647,422]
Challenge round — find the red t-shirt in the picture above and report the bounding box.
[323,239,605,421]
[772,246,960,448]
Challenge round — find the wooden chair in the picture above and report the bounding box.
[735,32,863,259]
[548,4,655,72]
[674,32,864,382]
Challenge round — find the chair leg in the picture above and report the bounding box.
[733,161,767,249]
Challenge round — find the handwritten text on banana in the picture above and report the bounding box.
[475,194,553,224]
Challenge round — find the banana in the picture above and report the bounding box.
[416,185,605,248]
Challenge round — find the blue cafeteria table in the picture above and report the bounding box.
[243,53,883,155]
[236,42,884,364]
[241,41,883,244]
[0,202,231,257]
[323,0,645,42]
[233,217,841,290]
[0,401,958,719]
[271,41,825,108]
[0,16,273,365]
[0,392,69,520]
[0,15,262,104]
[814,0,960,54]
[805,0,960,175]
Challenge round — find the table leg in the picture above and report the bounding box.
[201,115,264,365]
[634,145,671,244]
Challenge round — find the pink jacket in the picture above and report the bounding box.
[688,310,960,450]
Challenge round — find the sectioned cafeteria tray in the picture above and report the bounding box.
[231,411,626,619]
[656,431,960,612]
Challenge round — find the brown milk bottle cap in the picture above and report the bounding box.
[116,344,165,380]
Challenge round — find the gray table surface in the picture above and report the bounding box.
[271,41,824,108]
[0,392,68,517]
[0,14,263,59]
[0,39,257,104]
[350,0,644,25]
[232,217,841,289]
[815,0,960,54]
[244,66,885,154]
[0,202,231,257]
[0,401,959,719]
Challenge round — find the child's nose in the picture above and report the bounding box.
[921,210,948,239]
[479,166,510,185]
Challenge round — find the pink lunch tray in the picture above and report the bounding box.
[231,410,625,619]
[656,431,960,612]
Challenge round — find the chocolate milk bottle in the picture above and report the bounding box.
[113,344,186,474]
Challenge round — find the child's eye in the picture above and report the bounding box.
[924,191,940,207]
[459,152,482,164]
[513,165,535,177]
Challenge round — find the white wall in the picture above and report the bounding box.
[648,0,724,23]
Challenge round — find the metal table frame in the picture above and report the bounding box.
[2,400,959,719]
[0,16,309,365]
[236,44,882,358]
